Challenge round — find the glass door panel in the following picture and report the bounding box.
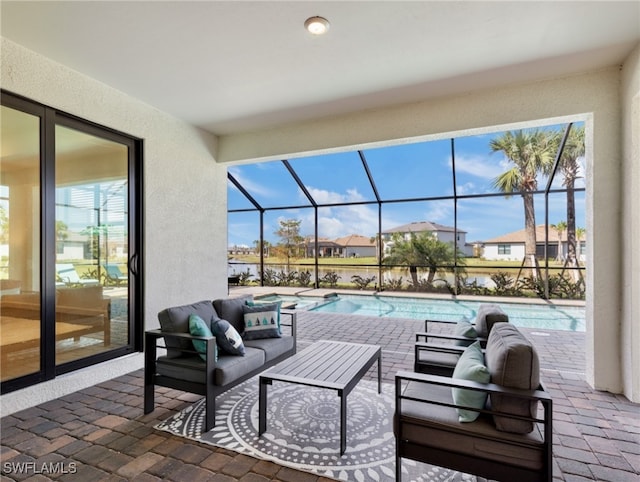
[55,124,129,365]
[0,105,42,381]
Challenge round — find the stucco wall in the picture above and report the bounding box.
[219,65,633,399]
[0,38,228,414]
[620,43,640,402]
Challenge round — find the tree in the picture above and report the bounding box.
[491,129,555,277]
[383,232,463,288]
[556,125,585,267]
[0,206,8,244]
[273,219,303,272]
[552,221,567,261]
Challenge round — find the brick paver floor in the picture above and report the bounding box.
[1,310,639,481]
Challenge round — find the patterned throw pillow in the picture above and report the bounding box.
[242,303,281,340]
[188,314,216,361]
[211,318,245,356]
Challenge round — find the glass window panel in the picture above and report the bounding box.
[55,124,129,366]
[228,211,260,282]
[228,161,308,209]
[227,177,257,211]
[364,139,453,200]
[288,151,377,203]
[0,106,41,382]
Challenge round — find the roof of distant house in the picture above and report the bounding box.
[483,225,583,244]
[334,234,376,247]
[382,221,465,234]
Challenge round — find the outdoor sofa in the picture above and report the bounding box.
[144,294,296,431]
[395,322,552,482]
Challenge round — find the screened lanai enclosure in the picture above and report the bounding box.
[228,121,587,301]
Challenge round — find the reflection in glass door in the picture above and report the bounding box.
[55,124,130,365]
[0,105,42,381]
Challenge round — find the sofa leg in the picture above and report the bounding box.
[204,395,216,431]
[144,383,154,414]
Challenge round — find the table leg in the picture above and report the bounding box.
[377,351,382,394]
[258,377,270,435]
[340,389,346,456]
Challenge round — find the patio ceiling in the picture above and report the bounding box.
[2,2,639,136]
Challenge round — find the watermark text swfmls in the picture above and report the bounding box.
[3,461,78,475]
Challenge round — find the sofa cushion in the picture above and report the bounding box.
[189,314,216,361]
[155,347,265,386]
[211,318,245,356]
[242,303,281,340]
[452,341,490,422]
[214,347,265,385]
[454,319,478,346]
[243,335,295,362]
[475,303,509,337]
[213,295,253,333]
[158,300,219,358]
[486,323,540,433]
[397,381,545,471]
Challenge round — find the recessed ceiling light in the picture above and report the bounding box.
[304,16,330,35]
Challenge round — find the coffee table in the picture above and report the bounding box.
[258,340,381,455]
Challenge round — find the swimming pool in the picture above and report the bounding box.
[256,293,585,332]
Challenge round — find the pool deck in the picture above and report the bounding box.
[239,285,587,308]
[1,290,637,481]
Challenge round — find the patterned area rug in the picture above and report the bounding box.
[156,377,476,482]
[156,376,475,481]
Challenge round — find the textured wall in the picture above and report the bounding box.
[621,43,640,402]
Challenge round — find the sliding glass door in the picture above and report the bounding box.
[0,92,142,392]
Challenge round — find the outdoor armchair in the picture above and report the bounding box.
[414,303,508,375]
[397,322,552,482]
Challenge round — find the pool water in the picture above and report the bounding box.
[256,294,585,332]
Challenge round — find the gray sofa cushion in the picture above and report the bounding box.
[213,295,253,333]
[485,323,540,433]
[158,300,219,358]
[156,347,265,386]
[397,381,544,471]
[475,303,509,337]
[243,335,295,362]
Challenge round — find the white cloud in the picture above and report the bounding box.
[228,167,277,199]
[453,154,505,179]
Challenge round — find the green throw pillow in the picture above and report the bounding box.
[454,319,479,346]
[189,314,216,361]
[452,341,490,422]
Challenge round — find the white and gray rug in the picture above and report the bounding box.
[155,376,475,482]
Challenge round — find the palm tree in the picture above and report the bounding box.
[491,130,556,277]
[557,125,585,267]
[383,232,463,288]
[552,221,567,261]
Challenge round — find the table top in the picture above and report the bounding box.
[260,340,380,391]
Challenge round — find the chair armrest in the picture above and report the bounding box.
[395,370,552,425]
[145,329,218,361]
[415,341,469,355]
[281,310,297,341]
[415,331,487,345]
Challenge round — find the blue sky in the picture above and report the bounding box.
[228,123,585,248]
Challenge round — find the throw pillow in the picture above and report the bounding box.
[451,341,490,422]
[454,319,478,346]
[211,318,245,356]
[242,303,281,340]
[188,314,216,361]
